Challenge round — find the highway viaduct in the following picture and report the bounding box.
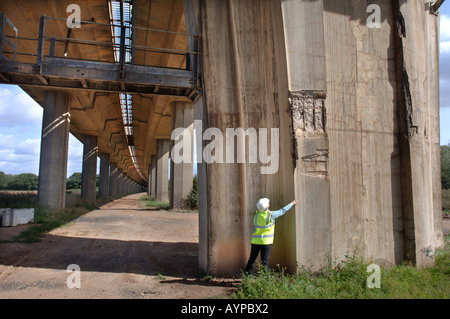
[0,0,445,275]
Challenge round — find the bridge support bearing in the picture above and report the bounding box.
[37,91,70,209]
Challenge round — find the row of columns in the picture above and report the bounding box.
[37,90,146,209]
[37,90,193,210]
[147,102,194,210]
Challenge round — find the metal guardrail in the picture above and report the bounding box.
[0,12,18,62]
[0,12,199,73]
[38,16,199,71]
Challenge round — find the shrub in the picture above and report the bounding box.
[185,176,198,210]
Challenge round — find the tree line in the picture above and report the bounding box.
[0,145,449,193]
[0,172,86,191]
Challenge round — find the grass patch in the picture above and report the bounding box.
[443,189,450,211]
[0,192,113,243]
[233,236,450,299]
[138,195,170,210]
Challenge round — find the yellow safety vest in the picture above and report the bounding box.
[251,210,275,245]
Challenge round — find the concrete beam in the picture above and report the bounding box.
[37,90,70,209]
[81,135,98,202]
[99,153,110,198]
[170,101,194,209]
[156,139,170,202]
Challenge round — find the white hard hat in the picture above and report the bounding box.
[256,198,270,211]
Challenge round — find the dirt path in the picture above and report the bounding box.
[0,194,238,299]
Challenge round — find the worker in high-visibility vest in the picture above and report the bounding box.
[244,197,298,276]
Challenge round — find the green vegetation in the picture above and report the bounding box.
[0,171,96,192]
[139,176,198,211]
[185,175,198,210]
[442,145,450,190]
[0,172,38,191]
[138,195,170,210]
[66,172,82,190]
[0,192,111,243]
[443,189,450,214]
[233,236,450,299]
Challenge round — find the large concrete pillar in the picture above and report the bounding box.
[392,0,443,266]
[150,156,157,198]
[99,153,110,198]
[170,101,194,209]
[200,0,294,275]
[117,169,123,195]
[147,164,152,196]
[156,139,170,202]
[81,135,98,202]
[198,0,441,275]
[281,0,330,271]
[109,162,118,196]
[37,91,71,209]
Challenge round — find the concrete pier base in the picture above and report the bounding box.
[37,91,70,209]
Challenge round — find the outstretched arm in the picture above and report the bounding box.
[271,199,298,219]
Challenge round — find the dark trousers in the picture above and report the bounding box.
[244,244,272,275]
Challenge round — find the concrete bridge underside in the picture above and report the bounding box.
[0,0,444,275]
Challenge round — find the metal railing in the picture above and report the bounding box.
[0,12,199,73]
[0,12,18,62]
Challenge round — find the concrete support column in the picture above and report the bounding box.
[281,0,330,272]
[147,164,152,196]
[170,101,194,209]
[120,174,126,195]
[117,169,123,195]
[156,140,170,202]
[150,156,157,198]
[37,91,71,208]
[393,1,442,266]
[99,153,110,198]
[109,163,118,196]
[81,135,98,202]
[200,0,294,275]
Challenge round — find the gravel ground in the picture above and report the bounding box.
[0,193,238,299]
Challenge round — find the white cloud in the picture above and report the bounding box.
[15,138,41,156]
[0,86,42,128]
[441,14,450,41]
[67,134,83,176]
[441,14,450,54]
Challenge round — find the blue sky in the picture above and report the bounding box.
[0,3,449,176]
